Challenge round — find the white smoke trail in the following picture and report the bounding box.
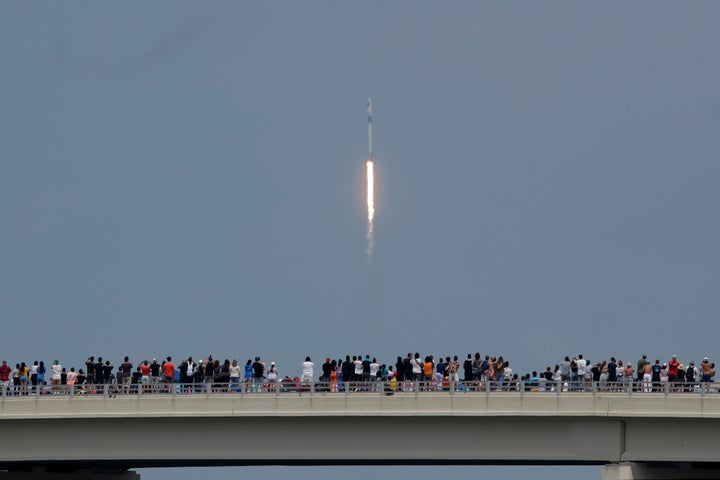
[366,159,375,262]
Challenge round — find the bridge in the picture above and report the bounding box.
[2,385,720,480]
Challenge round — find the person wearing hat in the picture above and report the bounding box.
[701,357,713,385]
[676,363,686,392]
[252,356,264,392]
[321,358,333,385]
[150,359,161,387]
[267,361,278,385]
[51,359,62,387]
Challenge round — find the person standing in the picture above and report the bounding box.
[94,357,105,384]
[66,368,77,393]
[576,355,587,391]
[18,362,30,395]
[139,361,151,392]
[37,361,46,387]
[12,364,20,395]
[102,360,114,385]
[321,358,332,383]
[369,358,380,383]
[650,360,662,392]
[353,356,363,384]
[395,356,405,384]
[622,361,634,391]
[463,354,473,383]
[640,362,651,392]
[700,357,713,391]
[423,356,434,390]
[560,357,571,384]
[342,356,352,391]
[51,360,62,390]
[252,357,264,392]
[570,358,579,390]
[412,353,423,385]
[446,356,460,390]
[686,360,698,391]
[186,357,196,385]
[267,362,279,386]
[162,357,175,392]
[636,354,649,386]
[616,361,625,390]
[329,362,338,392]
[150,359,161,390]
[119,356,133,393]
[30,361,39,387]
[607,357,618,387]
[85,357,95,385]
[0,360,11,395]
[301,356,314,386]
[229,359,241,389]
[668,355,680,384]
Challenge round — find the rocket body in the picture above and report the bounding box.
[367,98,373,160]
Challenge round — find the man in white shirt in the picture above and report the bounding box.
[576,355,587,391]
[369,358,379,381]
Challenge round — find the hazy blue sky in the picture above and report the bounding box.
[2,2,719,479]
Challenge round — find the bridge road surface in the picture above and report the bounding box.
[2,390,720,479]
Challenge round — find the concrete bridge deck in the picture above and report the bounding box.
[2,391,720,479]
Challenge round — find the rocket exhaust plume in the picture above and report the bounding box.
[366,98,375,262]
[366,159,375,259]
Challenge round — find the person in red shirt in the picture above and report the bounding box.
[667,355,680,392]
[138,361,152,393]
[668,355,680,382]
[0,360,11,394]
[162,357,175,384]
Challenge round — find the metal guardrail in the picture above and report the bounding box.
[1,380,717,399]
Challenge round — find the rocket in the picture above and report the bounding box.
[367,98,373,161]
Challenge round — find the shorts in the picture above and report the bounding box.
[141,376,150,385]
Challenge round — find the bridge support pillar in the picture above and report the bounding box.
[0,469,139,480]
[603,462,720,480]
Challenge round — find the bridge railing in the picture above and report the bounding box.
[1,379,717,399]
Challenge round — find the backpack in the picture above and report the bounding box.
[686,367,695,382]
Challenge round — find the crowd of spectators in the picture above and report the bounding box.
[0,352,715,396]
